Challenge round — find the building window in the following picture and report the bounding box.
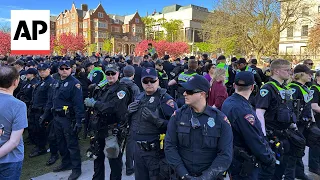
[72,14,75,19]
[318,6,320,13]
[287,26,293,38]
[115,19,119,24]
[286,46,293,55]
[83,22,87,28]
[132,27,135,32]
[135,18,139,23]
[79,23,82,28]
[114,27,120,32]
[83,32,87,38]
[123,27,126,33]
[98,22,107,28]
[98,12,103,18]
[301,25,308,36]
[302,7,309,16]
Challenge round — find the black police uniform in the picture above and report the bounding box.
[29,75,55,156]
[255,78,299,180]
[288,81,312,179]
[90,81,131,180]
[174,69,198,107]
[163,60,175,79]
[133,64,143,91]
[18,77,39,108]
[47,74,84,173]
[309,83,320,173]
[222,93,275,179]
[13,69,27,97]
[157,70,169,89]
[165,105,233,179]
[130,88,177,180]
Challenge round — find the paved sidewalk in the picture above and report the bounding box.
[32,148,319,180]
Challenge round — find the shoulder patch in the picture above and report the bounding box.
[224,116,231,126]
[260,89,269,97]
[93,73,97,77]
[75,84,81,89]
[166,99,175,108]
[117,90,126,99]
[244,114,255,125]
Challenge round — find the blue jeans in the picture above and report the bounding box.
[0,161,23,180]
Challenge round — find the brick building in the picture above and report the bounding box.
[54,3,145,55]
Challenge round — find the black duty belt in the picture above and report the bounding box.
[136,140,159,151]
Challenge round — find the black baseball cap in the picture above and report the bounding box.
[235,71,255,86]
[163,55,170,60]
[59,60,71,68]
[293,64,315,74]
[250,59,258,65]
[217,55,226,61]
[236,58,247,64]
[231,57,238,63]
[15,60,25,66]
[26,61,36,67]
[155,60,164,65]
[26,68,38,75]
[37,63,50,70]
[105,63,119,72]
[180,75,210,93]
[141,67,157,80]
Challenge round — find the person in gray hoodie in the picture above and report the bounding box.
[120,65,140,175]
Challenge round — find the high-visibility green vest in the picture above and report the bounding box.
[158,71,168,80]
[178,72,197,82]
[263,81,294,100]
[216,63,229,83]
[287,83,313,103]
[311,84,320,92]
[87,67,108,87]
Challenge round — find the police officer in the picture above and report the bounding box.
[84,63,131,180]
[288,65,314,180]
[163,55,175,79]
[168,58,198,107]
[18,68,39,107]
[86,62,108,87]
[309,71,320,176]
[155,60,169,89]
[128,67,177,180]
[13,60,26,97]
[29,63,55,158]
[165,74,233,179]
[46,60,84,180]
[255,59,299,180]
[222,71,276,179]
[236,58,262,88]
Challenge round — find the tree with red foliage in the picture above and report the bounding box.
[54,33,86,55]
[135,40,189,57]
[0,31,11,55]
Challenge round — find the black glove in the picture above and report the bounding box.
[142,107,158,121]
[39,116,48,128]
[128,101,140,114]
[182,174,200,180]
[73,123,82,135]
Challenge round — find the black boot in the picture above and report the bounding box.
[68,170,81,180]
[29,147,47,158]
[46,154,59,166]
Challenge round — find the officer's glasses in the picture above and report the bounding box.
[59,67,71,71]
[142,78,157,84]
[185,89,203,95]
[106,72,116,76]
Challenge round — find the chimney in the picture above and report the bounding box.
[81,4,88,11]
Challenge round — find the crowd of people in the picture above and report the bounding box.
[0,48,320,180]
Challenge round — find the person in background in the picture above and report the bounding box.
[0,66,28,180]
[250,59,266,83]
[208,68,228,110]
[203,63,216,83]
[147,43,156,56]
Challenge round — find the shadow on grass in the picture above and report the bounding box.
[21,133,90,180]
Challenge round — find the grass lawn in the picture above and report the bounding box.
[21,134,90,180]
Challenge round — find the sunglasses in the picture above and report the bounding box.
[142,78,157,84]
[307,63,314,66]
[106,72,116,76]
[185,89,203,95]
[59,67,71,71]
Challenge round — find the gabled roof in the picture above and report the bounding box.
[108,14,125,23]
[50,16,57,22]
[84,9,94,19]
[124,12,137,24]
[76,9,87,18]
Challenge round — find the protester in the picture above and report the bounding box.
[207,68,228,110]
